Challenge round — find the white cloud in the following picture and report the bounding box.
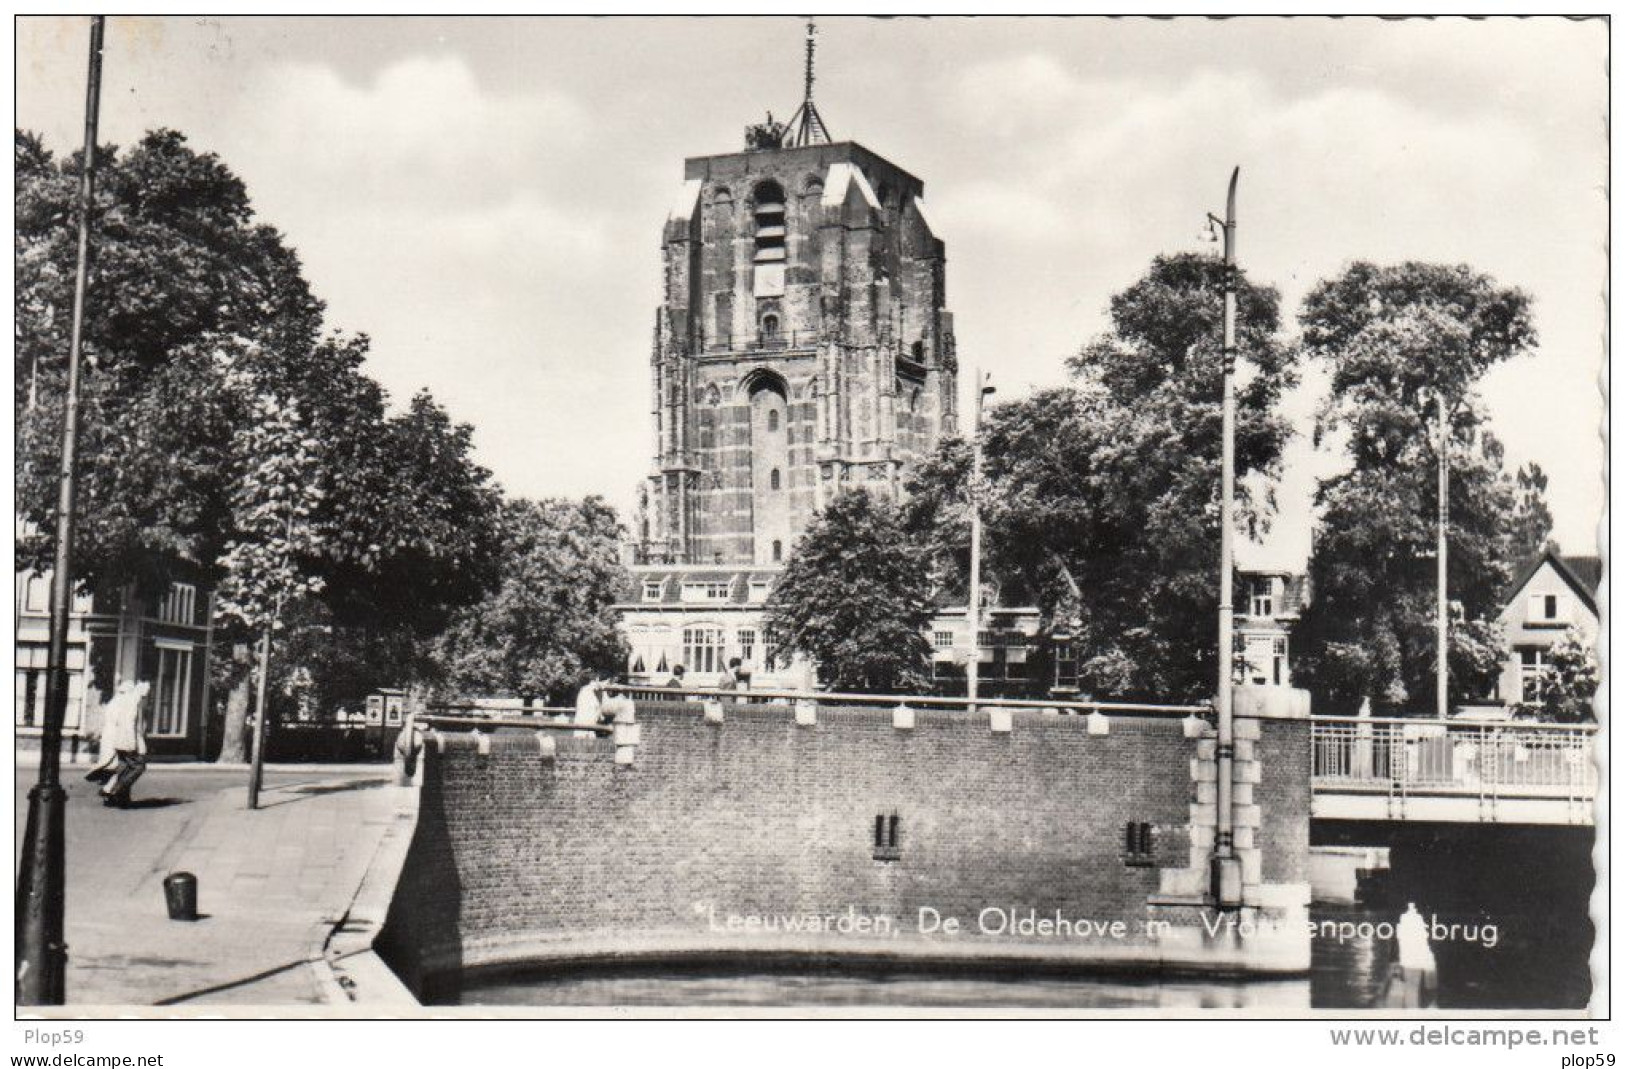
[933,50,1604,561]
[245,56,589,208]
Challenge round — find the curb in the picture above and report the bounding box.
[308,779,423,1009]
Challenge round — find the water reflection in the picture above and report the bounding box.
[458,960,1309,1010]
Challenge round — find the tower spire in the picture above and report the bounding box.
[786,17,831,147]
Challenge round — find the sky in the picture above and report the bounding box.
[15,15,1609,567]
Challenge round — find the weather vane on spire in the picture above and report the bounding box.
[785,17,831,147]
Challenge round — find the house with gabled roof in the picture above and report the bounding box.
[1495,546,1601,705]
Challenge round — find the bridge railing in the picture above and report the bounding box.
[607,683,1212,719]
[1310,716,1597,800]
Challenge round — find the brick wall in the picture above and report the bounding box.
[380,702,1311,998]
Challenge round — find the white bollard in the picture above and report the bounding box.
[703,700,724,725]
[990,708,1013,734]
[893,703,915,730]
[795,699,817,726]
[1085,711,1111,736]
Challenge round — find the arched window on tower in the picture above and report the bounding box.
[752,181,787,298]
[767,408,780,432]
[761,312,780,339]
[772,540,783,562]
[770,468,781,491]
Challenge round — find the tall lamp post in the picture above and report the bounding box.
[1202,167,1242,908]
[1434,391,1453,720]
[965,369,995,713]
[17,15,105,1005]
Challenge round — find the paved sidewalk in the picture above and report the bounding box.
[14,763,410,1007]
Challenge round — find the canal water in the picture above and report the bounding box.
[449,832,1594,1010]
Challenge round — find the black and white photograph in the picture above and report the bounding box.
[9,10,1608,1042]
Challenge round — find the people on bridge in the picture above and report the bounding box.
[664,664,687,691]
[573,673,607,730]
[717,657,746,704]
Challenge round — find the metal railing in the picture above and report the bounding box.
[608,683,1211,719]
[1310,716,1597,800]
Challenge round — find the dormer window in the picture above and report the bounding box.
[641,579,665,602]
[1249,577,1277,618]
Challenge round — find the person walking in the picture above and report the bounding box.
[90,680,150,807]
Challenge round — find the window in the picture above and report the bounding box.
[770,468,781,491]
[1123,822,1156,867]
[159,583,197,625]
[767,409,780,432]
[683,626,724,675]
[24,574,48,613]
[1249,577,1275,618]
[1055,645,1079,690]
[1528,592,1567,625]
[15,645,85,728]
[641,579,665,602]
[873,812,901,861]
[761,313,780,338]
[772,540,782,563]
[748,580,773,603]
[752,181,787,297]
[151,643,193,737]
[682,581,733,603]
[1519,648,1551,702]
[932,630,954,651]
[737,628,757,665]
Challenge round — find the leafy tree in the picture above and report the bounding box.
[903,254,1297,701]
[16,129,502,757]
[765,489,934,692]
[434,497,629,704]
[1515,627,1598,723]
[1293,262,1543,715]
[16,130,323,591]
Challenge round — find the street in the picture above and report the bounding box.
[13,763,403,1006]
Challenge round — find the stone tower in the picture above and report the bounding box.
[639,128,958,567]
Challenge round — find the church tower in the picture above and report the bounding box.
[622,22,958,686]
[639,24,957,568]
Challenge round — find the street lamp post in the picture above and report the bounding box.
[1435,392,1450,721]
[1204,167,1242,909]
[16,15,105,1005]
[965,369,994,713]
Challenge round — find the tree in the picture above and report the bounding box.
[903,254,1298,702]
[434,497,629,705]
[765,489,934,693]
[16,129,503,757]
[1293,262,1543,715]
[16,130,323,593]
[1516,627,1598,723]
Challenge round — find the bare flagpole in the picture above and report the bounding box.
[17,14,106,1006]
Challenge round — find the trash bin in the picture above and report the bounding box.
[163,872,198,921]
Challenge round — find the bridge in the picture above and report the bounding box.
[1310,715,1597,826]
